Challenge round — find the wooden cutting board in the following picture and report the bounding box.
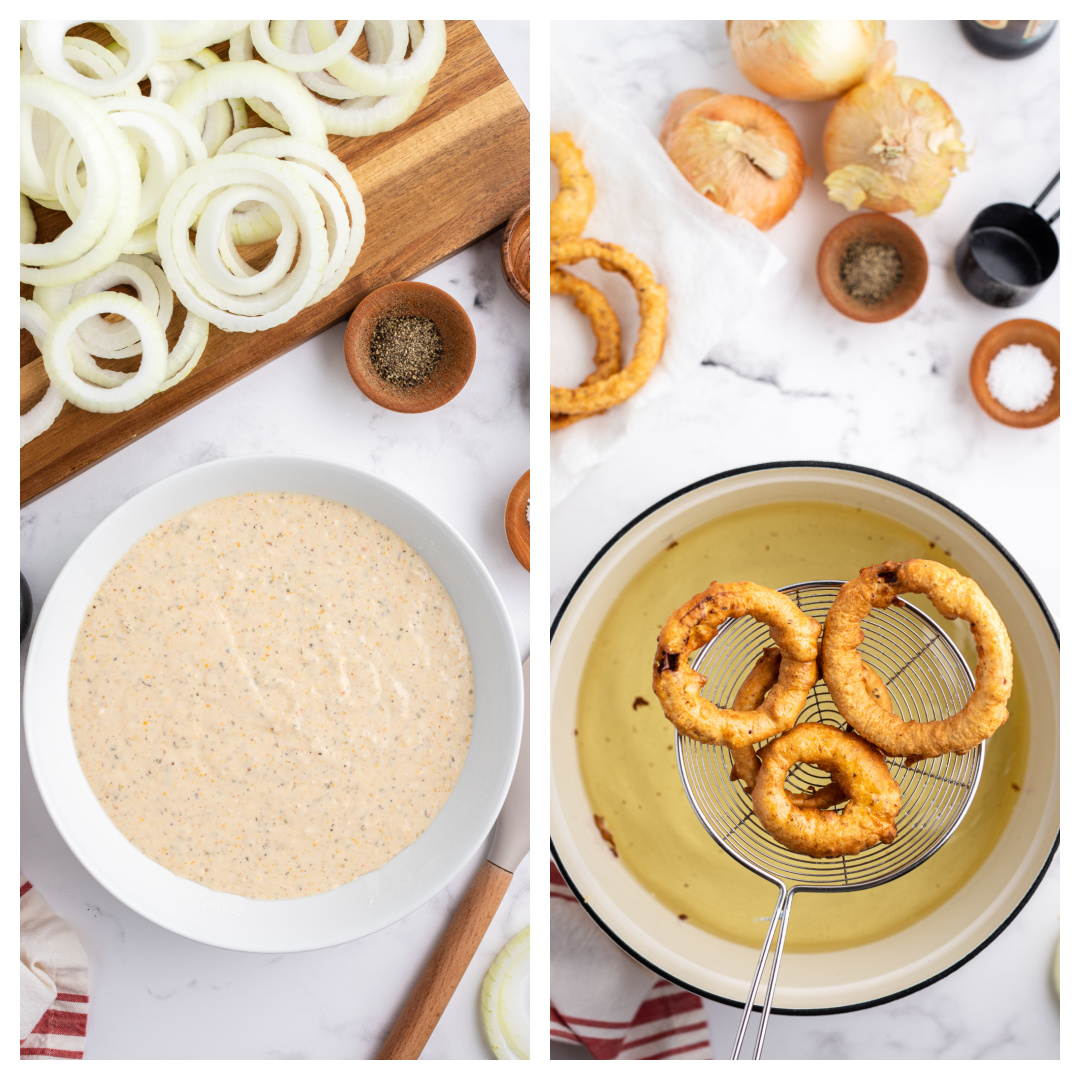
[20,21,529,505]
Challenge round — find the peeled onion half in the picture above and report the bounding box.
[661,89,809,230]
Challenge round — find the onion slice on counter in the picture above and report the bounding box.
[42,292,168,412]
[480,927,530,1061]
[20,297,66,447]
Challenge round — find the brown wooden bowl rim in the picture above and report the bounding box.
[504,469,530,571]
[501,203,530,307]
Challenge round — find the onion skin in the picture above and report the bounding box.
[661,90,808,231]
[822,44,968,216]
[728,20,886,103]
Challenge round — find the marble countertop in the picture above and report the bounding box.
[550,20,1059,1060]
[20,22,530,1061]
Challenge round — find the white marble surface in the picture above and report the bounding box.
[20,22,530,1060]
[550,20,1059,1060]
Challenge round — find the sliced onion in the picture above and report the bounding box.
[170,57,327,149]
[480,927,530,1061]
[157,153,328,331]
[319,18,445,97]
[21,194,37,243]
[20,297,66,447]
[191,49,249,146]
[154,20,249,62]
[297,20,409,100]
[25,20,160,96]
[73,255,175,362]
[238,135,366,301]
[20,75,141,286]
[254,19,364,73]
[62,35,142,95]
[42,291,168,412]
[195,183,300,295]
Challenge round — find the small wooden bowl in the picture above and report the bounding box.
[504,470,530,571]
[500,204,530,307]
[970,319,1059,429]
[344,282,475,413]
[817,213,928,323]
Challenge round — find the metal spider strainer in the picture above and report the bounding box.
[676,581,983,1059]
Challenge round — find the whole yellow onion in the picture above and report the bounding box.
[728,20,886,102]
[823,43,968,216]
[661,88,809,231]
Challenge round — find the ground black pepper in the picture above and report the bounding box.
[369,315,443,388]
[839,241,904,303]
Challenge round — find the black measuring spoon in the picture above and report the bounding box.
[954,172,1059,307]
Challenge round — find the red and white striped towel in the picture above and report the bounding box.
[20,877,90,1060]
[550,862,711,1059]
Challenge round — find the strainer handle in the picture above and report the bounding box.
[731,885,797,1059]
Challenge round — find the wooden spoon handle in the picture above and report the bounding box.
[377,859,513,1059]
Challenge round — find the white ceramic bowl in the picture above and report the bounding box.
[24,455,523,952]
[550,462,1058,1012]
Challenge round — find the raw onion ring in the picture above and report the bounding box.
[42,291,168,412]
[253,19,365,73]
[20,297,66,447]
[316,18,445,97]
[20,75,141,286]
[195,184,300,296]
[652,581,821,749]
[169,58,327,150]
[25,20,160,97]
[235,135,366,302]
[156,153,329,331]
[751,723,901,857]
[821,559,1013,759]
[296,20,408,101]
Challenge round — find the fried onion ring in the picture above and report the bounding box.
[728,649,894,809]
[550,267,622,431]
[652,582,820,749]
[550,131,594,241]
[752,723,901,858]
[549,237,667,418]
[821,559,1013,759]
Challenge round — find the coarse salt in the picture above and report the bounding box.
[985,343,1055,412]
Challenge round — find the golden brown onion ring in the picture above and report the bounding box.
[652,582,820,749]
[752,722,901,858]
[550,131,595,241]
[549,237,667,418]
[821,559,1012,759]
[549,267,621,431]
[729,649,894,808]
